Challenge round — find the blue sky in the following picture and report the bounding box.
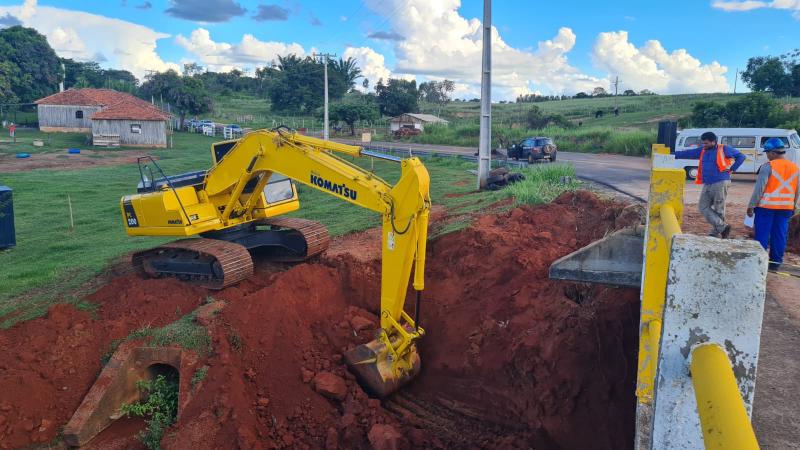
[0,0,798,98]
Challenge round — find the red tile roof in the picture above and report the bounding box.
[91,99,171,121]
[35,88,170,121]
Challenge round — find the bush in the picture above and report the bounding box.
[121,375,179,450]
[689,92,800,128]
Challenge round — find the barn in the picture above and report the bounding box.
[389,113,449,132]
[35,88,170,147]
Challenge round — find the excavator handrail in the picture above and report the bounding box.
[136,155,193,226]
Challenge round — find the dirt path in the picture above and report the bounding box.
[753,274,800,449]
[0,149,149,172]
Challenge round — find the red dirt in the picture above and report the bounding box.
[0,190,641,449]
[789,214,800,254]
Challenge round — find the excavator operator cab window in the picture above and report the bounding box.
[263,175,295,204]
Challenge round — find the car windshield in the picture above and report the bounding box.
[791,133,800,148]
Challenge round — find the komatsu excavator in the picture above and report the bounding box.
[120,127,431,396]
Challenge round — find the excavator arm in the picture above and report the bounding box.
[206,128,431,396]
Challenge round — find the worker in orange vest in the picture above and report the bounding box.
[674,131,745,238]
[747,138,799,271]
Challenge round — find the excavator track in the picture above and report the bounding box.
[132,218,329,289]
[258,217,330,261]
[132,238,253,290]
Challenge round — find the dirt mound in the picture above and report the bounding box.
[789,214,800,254]
[0,277,206,449]
[0,190,642,449]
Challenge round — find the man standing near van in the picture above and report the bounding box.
[747,138,799,270]
[674,131,746,238]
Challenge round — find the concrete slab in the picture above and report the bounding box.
[549,226,644,287]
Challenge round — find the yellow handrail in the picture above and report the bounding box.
[660,204,682,240]
[690,344,760,450]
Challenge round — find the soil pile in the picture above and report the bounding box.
[0,190,642,449]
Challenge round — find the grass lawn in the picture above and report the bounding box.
[0,129,576,328]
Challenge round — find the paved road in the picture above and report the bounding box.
[336,139,756,204]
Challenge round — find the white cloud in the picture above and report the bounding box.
[712,0,800,18]
[343,46,391,91]
[592,31,729,94]
[0,0,178,79]
[176,28,306,72]
[359,0,731,98]
[363,0,605,98]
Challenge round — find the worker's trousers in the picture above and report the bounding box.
[754,207,793,269]
[698,180,730,236]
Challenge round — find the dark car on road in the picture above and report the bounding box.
[508,137,557,162]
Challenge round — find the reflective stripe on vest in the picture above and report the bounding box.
[759,159,799,210]
[695,144,734,185]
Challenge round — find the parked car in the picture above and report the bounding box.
[507,137,557,162]
[227,124,243,132]
[185,119,200,130]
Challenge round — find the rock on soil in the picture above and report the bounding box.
[313,372,348,401]
[0,190,642,449]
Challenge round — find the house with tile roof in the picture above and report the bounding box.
[35,88,171,148]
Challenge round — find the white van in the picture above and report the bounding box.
[674,128,800,180]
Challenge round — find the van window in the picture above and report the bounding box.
[759,136,790,149]
[721,136,756,148]
[791,133,800,148]
[684,136,701,147]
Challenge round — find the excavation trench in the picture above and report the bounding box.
[0,191,642,449]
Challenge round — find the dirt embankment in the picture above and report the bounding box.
[0,191,642,449]
[789,215,800,254]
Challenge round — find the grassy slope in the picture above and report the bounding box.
[0,128,574,327]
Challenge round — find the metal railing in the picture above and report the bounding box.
[636,144,760,450]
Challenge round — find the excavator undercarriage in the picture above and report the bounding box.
[132,217,329,289]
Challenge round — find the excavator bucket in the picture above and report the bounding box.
[344,339,421,398]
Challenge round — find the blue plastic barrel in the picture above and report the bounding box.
[67,148,81,154]
[15,153,30,158]
[0,186,15,249]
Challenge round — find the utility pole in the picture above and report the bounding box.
[477,0,492,190]
[734,68,739,94]
[314,52,337,140]
[612,76,621,108]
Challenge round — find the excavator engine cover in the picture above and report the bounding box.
[344,339,421,398]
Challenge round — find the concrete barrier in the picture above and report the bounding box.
[650,235,766,449]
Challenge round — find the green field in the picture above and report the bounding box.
[0,128,575,328]
[206,92,800,156]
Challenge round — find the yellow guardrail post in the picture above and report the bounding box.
[636,146,684,403]
[690,344,760,450]
[634,144,685,449]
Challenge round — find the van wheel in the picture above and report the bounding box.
[685,166,699,180]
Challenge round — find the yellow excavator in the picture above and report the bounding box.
[120,127,431,396]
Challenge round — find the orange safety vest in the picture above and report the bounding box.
[696,144,734,185]
[759,159,799,210]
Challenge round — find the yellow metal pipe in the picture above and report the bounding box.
[690,343,760,450]
[660,204,682,240]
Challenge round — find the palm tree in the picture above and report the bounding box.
[331,57,362,90]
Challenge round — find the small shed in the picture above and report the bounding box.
[91,100,170,148]
[389,113,449,132]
